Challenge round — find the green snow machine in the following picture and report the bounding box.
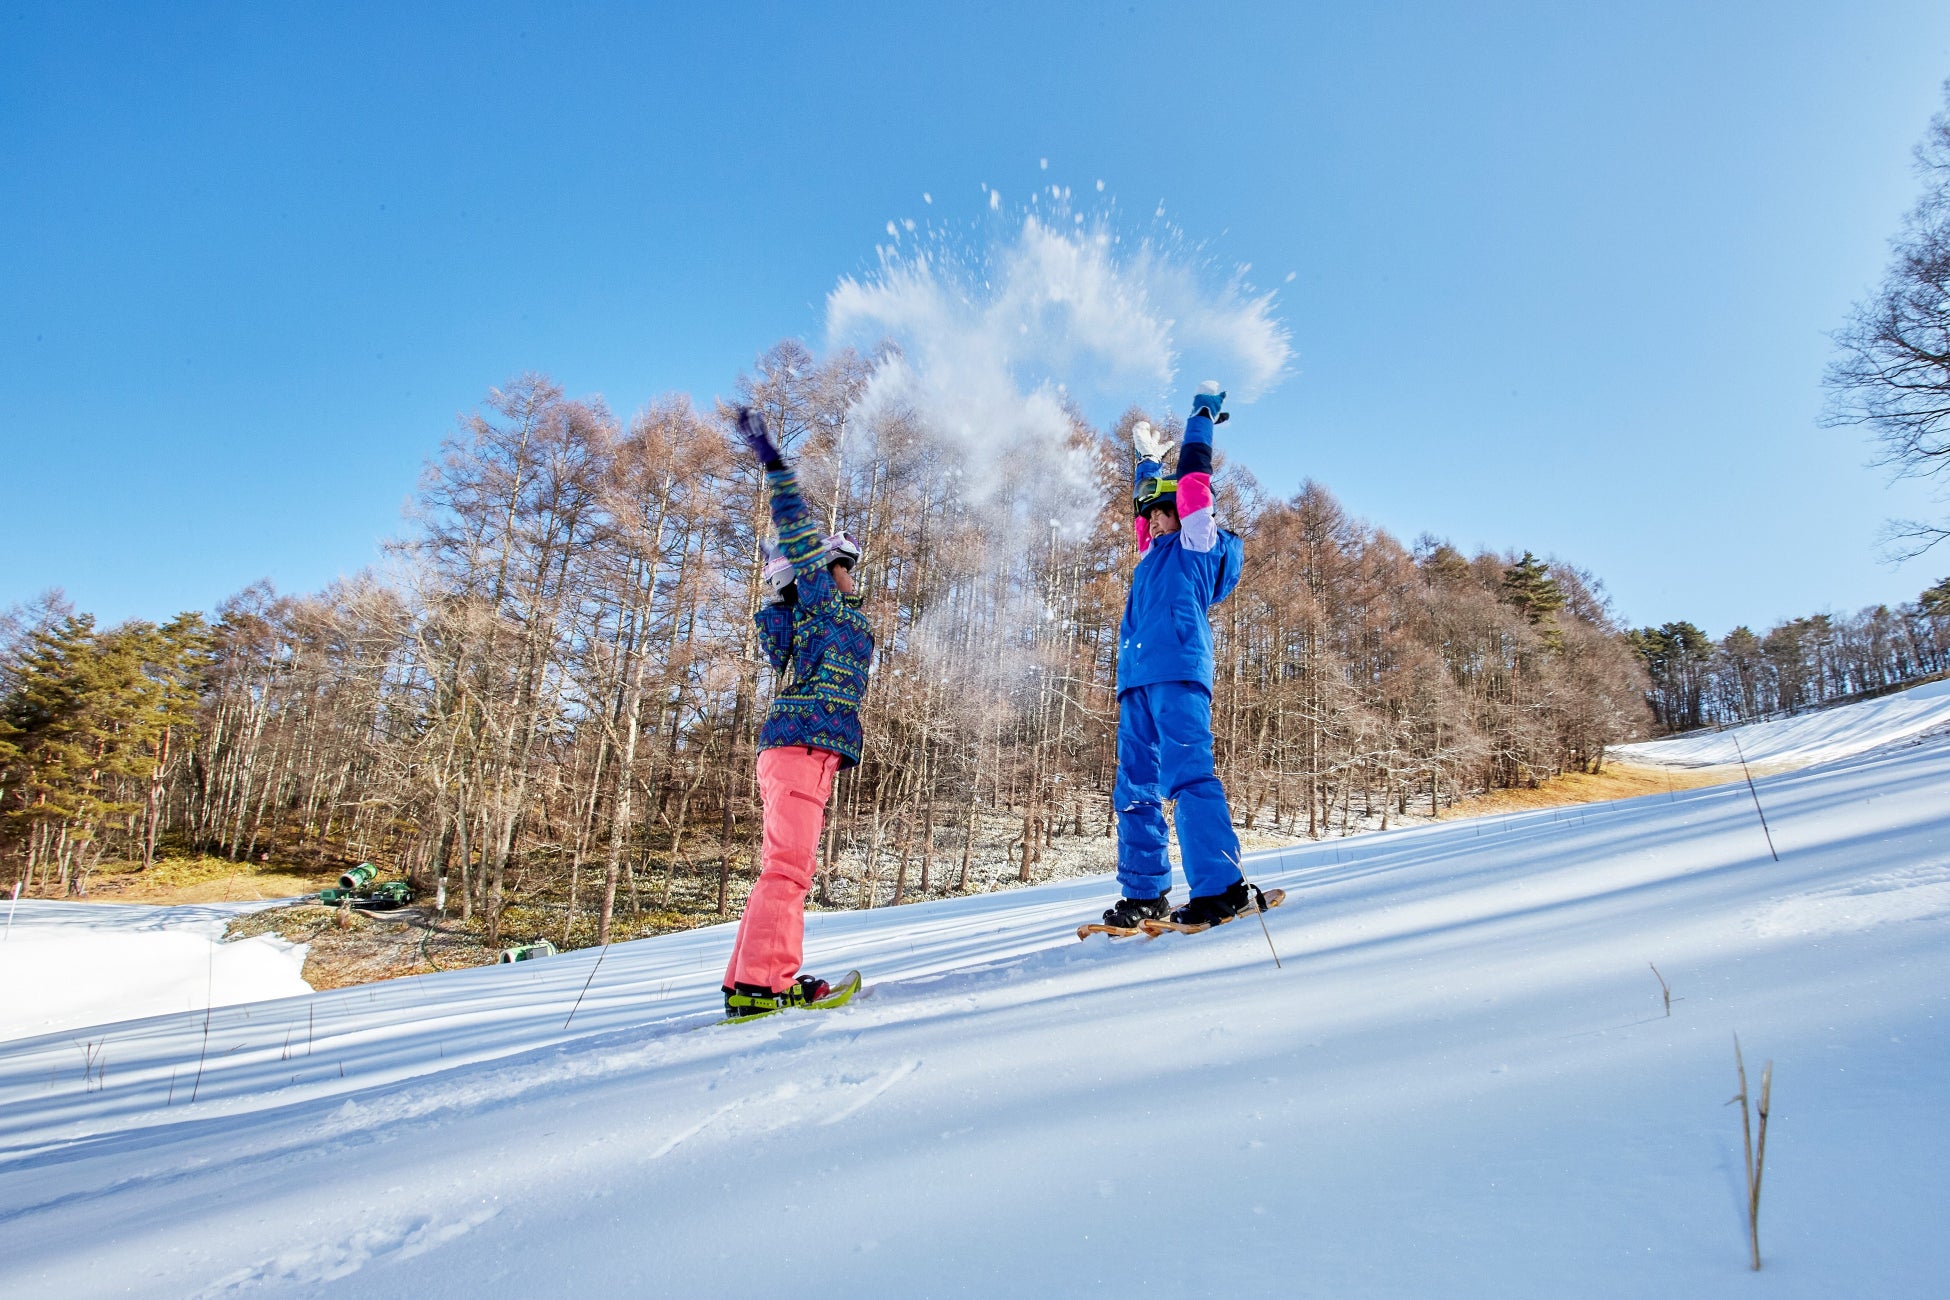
[499,939,558,963]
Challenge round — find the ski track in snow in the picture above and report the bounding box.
[193,1204,501,1294]
[1,683,1949,1296]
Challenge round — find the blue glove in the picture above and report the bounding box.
[1191,387,1227,421]
[736,406,782,465]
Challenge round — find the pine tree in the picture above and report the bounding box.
[1500,551,1565,623]
[1923,576,1950,619]
[3,616,97,889]
[1625,621,1714,732]
[1500,550,1566,654]
[130,613,210,869]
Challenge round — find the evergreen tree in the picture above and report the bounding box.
[130,613,211,869]
[1500,551,1565,623]
[3,617,98,889]
[1501,551,1566,651]
[0,617,164,891]
[1626,621,1713,732]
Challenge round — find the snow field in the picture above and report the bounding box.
[1608,675,1950,769]
[0,702,1946,1295]
[0,901,309,1043]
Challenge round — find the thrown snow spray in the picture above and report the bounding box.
[823,179,1292,686]
[827,180,1291,530]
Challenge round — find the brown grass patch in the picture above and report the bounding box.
[66,855,341,904]
[1439,763,1737,819]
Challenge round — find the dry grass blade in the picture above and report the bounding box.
[1728,1033,1773,1271]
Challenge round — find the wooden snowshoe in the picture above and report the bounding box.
[1076,921,1147,941]
[1139,887,1286,936]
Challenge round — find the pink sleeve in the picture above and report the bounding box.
[1176,471,1212,516]
[1176,471,1219,552]
[1133,515,1152,554]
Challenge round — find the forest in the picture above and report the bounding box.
[7,343,1943,945]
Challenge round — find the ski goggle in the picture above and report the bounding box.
[1133,475,1178,516]
[821,530,864,570]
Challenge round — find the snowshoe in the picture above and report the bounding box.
[1077,893,1171,941]
[1141,882,1286,936]
[719,970,863,1024]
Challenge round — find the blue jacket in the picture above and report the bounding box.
[754,463,874,767]
[1116,411,1244,693]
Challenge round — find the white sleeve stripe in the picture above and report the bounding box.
[1180,506,1219,553]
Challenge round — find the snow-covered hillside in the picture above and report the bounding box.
[2,708,1947,1296]
[0,901,308,1043]
[1610,676,1950,769]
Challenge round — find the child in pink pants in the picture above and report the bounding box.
[722,408,873,1018]
[722,745,840,993]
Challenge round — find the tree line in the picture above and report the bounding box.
[1627,580,1950,734]
[2,344,1654,941]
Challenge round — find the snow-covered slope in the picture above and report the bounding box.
[0,900,309,1043]
[2,733,1948,1297]
[1610,676,1950,769]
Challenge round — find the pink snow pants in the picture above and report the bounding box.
[723,745,841,993]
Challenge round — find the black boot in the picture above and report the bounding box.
[723,974,833,1018]
[1102,893,1171,928]
[1170,879,1251,927]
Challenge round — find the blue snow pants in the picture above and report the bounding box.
[1113,681,1243,900]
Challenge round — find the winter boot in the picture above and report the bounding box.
[1169,879,1252,928]
[1102,894,1172,928]
[722,974,833,1019]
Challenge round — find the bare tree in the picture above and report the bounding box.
[1828,80,1950,558]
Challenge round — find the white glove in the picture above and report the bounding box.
[1132,420,1174,461]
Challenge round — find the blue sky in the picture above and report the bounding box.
[5,2,1950,636]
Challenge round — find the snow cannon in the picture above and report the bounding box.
[317,887,358,905]
[499,939,558,964]
[338,862,378,890]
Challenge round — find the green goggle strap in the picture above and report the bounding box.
[1134,474,1178,508]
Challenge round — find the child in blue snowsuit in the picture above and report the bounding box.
[1100,386,1249,930]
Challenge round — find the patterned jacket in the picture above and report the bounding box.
[1116,409,1245,694]
[753,463,874,767]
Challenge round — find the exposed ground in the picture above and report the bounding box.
[222,904,494,990]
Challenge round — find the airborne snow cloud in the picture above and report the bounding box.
[825,196,1293,536]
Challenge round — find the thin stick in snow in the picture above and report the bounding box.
[1649,963,1672,1016]
[563,943,611,1030]
[4,879,19,940]
[1729,1033,1774,1270]
[1729,734,1779,861]
[189,947,214,1104]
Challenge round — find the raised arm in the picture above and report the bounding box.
[737,406,839,610]
[1175,386,1225,554]
[1131,420,1173,555]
